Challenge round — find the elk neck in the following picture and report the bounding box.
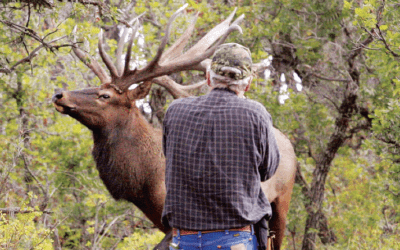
[91,107,166,209]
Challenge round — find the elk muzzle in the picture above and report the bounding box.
[52,90,76,114]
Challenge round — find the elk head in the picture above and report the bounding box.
[53,5,244,133]
[52,81,151,132]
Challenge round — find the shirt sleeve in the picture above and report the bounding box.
[259,115,281,182]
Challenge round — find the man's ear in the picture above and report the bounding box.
[206,71,211,87]
[244,76,253,92]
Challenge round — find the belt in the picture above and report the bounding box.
[173,225,252,236]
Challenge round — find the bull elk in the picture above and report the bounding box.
[52,6,296,250]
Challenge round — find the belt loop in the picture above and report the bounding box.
[177,229,181,239]
[251,224,255,235]
[198,231,202,238]
[225,229,229,235]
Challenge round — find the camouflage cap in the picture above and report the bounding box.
[210,43,253,80]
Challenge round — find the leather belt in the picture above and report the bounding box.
[173,225,252,236]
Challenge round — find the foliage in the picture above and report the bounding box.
[1,0,400,249]
[118,230,165,250]
[0,193,53,250]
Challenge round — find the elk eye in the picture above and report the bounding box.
[99,94,110,99]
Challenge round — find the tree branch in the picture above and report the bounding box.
[295,163,310,194]
[376,135,400,149]
[0,36,70,74]
[0,19,42,42]
[311,72,351,83]
[375,25,400,58]
[0,207,53,214]
[385,184,400,197]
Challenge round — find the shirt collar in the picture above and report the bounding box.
[211,87,237,96]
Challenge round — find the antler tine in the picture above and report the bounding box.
[71,26,111,84]
[98,29,119,80]
[152,76,191,99]
[180,8,237,60]
[141,3,189,72]
[116,25,130,77]
[123,23,137,75]
[124,14,144,75]
[201,13,244,55]
[160,10,244,73]
[158,13,245,72]
[252,61,271,77]
[159,12,199,65]
[155,8,239,73]
[152,76,206,99]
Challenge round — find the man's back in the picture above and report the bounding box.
[162,88,280,230]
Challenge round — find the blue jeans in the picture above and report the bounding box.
[169,226,257,250]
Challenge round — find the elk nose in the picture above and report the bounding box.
[52,92,63,102]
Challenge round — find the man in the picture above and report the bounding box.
[162,43,280,250]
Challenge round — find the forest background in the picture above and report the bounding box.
[0,0,399,249]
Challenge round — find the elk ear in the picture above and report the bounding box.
[127,81,152,101]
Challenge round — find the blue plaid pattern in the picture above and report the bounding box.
[162,88,280,230]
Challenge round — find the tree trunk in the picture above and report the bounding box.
[301,83,358,250]
[295,164,337,245]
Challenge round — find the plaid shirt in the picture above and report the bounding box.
[162,88,280,230]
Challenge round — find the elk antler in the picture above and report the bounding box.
[116,13,144,76]
[71,26,111,84]
[72,5,244,94]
